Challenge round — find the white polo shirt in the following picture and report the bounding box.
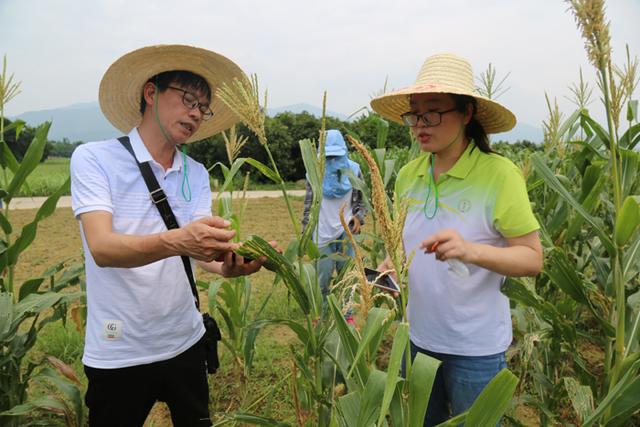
[395,143,539,356]
[70,128,212,369]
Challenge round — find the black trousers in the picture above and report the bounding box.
[84,337,211,427]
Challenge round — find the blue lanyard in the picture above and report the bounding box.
[423,154,439,219]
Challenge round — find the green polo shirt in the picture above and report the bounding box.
[394,142,539,355]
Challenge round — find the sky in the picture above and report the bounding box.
[1,0,638,129]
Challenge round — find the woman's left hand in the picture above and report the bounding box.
[420,229,475,263]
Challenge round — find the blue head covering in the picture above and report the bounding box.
[323,130,361,199]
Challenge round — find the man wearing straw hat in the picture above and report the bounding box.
[372,53,542,425]
[70,45,263,426]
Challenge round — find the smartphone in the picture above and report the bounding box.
[364,267,400,293]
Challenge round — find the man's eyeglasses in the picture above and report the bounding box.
[400,108,457,127]
[167,86,213,120]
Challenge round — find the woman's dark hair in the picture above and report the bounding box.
[451,94,492,153]
[139,70,211,115]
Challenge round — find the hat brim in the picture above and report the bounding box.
[370,83,516,134]
[99,45,248,143]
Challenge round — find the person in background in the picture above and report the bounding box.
[302,129,367,323]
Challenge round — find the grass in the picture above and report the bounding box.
[7,156,70,197]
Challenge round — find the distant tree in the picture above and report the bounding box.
[1,117,51,162]
[49,137,83,157]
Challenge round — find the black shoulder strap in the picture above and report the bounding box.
[117,136,200,309]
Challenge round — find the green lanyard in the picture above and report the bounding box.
[153,81,192,202]
[423,154,439,219]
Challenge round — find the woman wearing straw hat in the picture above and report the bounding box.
[71,45,266,426]
[372,53,542,425]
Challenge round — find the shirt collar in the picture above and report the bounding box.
[416,142,480,180]
[128,128,183,172]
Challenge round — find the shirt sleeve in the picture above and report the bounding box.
[492,163,539,238]
[70,144,114,217]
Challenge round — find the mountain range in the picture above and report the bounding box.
[11,101,543,143]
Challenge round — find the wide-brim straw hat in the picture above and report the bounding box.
[370,53,516,134]
[99,44,248,143]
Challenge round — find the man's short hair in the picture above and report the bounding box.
[139,70,212,115]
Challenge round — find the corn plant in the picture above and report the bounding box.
[0,55,83,426]
[502,2,640,424]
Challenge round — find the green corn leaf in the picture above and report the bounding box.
[557,108,585,143]
[227,412,291,427]
[338,392,361,427]
[244,157,282,183]
[582,360,640,427]
[580,110,611,150]
[0,211,11,235]
[5,121,51,202]
[532,153,615,255]
[347,307,392,378]
[299,139,323,259]
[464,368,518,427]
[620,149,640,198]
[0,292,13,338]
[614,196,640,247]
[17,278,44,301]
[236,235,310,314]
[377,322,409,426]
[375,115,389,149]
[408,353,441,427]
[627,100,638,124]
[328,294,369,389]
[249,319,309,345]
[619,122,640,150]
[358,369,386,427]
[210,158,247,196]
[0,139,20,174]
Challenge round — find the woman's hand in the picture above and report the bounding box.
[420,229,475,263]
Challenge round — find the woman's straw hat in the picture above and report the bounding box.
[370,53,516,134]
[99,44,248,143]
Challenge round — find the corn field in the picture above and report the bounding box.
[1,0,640,426]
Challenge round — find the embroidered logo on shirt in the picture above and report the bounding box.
[458,199,471,213]
[103,320,123,340]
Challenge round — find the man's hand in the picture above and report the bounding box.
[198,240,280,278]
[170,217,237,262]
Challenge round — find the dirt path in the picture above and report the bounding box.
[9,190,305,210]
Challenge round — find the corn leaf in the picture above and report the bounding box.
[347,307,392,378]
[564,377,594,424]
[464,368,518,427]
[244,158,281,184]
[5,121,51,202]
[237,235,310,314]
[408,353,441,427]
[614,196,640,247]
[619,122,640,150]
[582,360,640,427]
[532,153,615,255]
[377,322,409,426]
[358,369,386,427]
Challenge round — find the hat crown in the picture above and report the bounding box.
[414,53,475,94]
